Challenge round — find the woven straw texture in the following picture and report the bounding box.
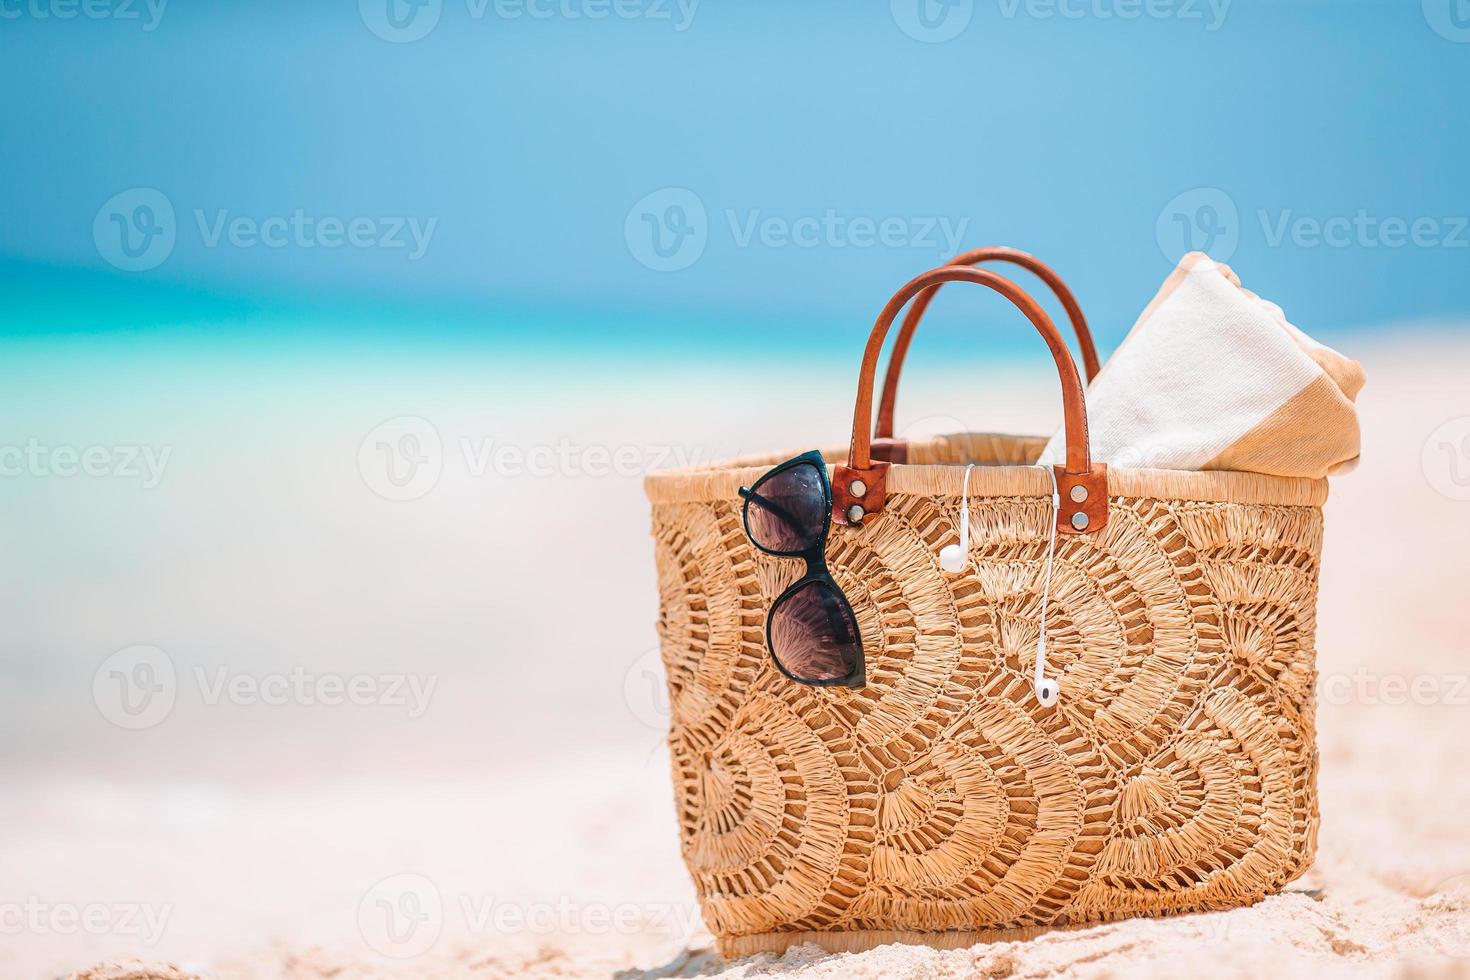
[645,434,1324,957]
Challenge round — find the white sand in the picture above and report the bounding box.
[8,331,1469,979]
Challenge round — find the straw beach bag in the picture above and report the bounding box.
[644,257,1322,957]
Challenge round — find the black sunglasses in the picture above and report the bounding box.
[738,451,865,688]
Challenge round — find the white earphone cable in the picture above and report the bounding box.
[1035,466,1061,704]
[959,462,974,542]
[939,464,976,574]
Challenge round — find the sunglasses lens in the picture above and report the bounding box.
[744,462,828,555]
[770,579,861,683]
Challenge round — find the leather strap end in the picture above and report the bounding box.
[1054,464,1108,536]
[832,463,887,527]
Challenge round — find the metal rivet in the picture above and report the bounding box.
[1070,485,1089,503]
[847,504,865,524]
[1071,511,1090,531]
[850,479,867,498]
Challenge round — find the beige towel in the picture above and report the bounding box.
[1038,252,1365,478]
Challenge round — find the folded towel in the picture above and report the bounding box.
[1038,252,1365,479]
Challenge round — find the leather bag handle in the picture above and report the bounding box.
[832,265,1108,536]
[875,246,1100,443]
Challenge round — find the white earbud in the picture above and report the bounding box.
[939,464,975,573]
[1034,466,1062,708]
